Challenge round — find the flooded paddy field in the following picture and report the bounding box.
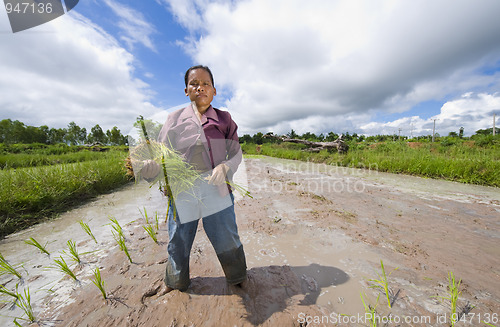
[1,156,499,326]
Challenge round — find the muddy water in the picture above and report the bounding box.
[0,182,166,326]
[1,156,499,326]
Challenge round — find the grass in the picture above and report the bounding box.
[79,220,97,243]
[433,271,462,327]
[65,240,81,264]
[139,206,150,224]
[14,287,36,323]
[0,149,131,237]
[360,292,379,327]
[109,216,123,235]
[0,253,23,279]
[24,237,50,256]
[112,231,132,263]
[154,211,159,231]
[143,224,158,244]
[241,140,500,187]
[90,267,107,300]
[53,256,78,281]
[368,260,399,308]
[0,284,19,301]
[110,217,132,263]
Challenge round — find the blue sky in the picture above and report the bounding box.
[1,0,500,137]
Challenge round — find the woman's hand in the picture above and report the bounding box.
[207,163,229,185]
[141,160,161,179]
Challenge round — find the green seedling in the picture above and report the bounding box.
[90,267,107,300]
[434,271,462,327]
[154,212,159,231]
[15,287,35,323]
[0,253,23,279]
[112,231,132,263]
[109,216,123,236]
[53,256,78,281]
[65,240,81,264]
[0,284,19,301]
[139,206,150,224]
[24,237,50,256]
[143,224,158,244]
[360,292,379,327]
[79,220,97,243]
[369,259,399,308]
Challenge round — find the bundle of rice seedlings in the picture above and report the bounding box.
[128,140,202,199]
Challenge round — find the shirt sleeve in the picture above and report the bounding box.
[222,112,242,175]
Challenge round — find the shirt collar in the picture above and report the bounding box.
[203,105,219,122]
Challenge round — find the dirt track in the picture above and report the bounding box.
[1,156,499,326]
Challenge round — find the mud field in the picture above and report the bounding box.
[1,156,499,326]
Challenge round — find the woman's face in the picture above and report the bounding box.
[185,68,216,113]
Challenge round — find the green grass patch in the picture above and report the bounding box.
[241,141,500,187]
[0,150,131,237]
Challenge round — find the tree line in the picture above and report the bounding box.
[0,119,128,145]
[239,127,499,145]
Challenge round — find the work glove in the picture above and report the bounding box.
[207,163,229,186]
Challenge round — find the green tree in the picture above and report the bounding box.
[48,127,66,144]
[239,134,253,143]
[287,129,298,139]
[252,132,264,145]
[88,124,107,144]
[325,132,339,142]
[106,126,127,145]
[65,122,87,145]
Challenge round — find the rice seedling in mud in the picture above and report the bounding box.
[112,231,133,263]
[433,271,463,327]
[53,256,78,281]
[109,216,132,262]
[109,216,123,236]
[79,220,97,244]
[90,267,107,300]
[24,237,50,256]
[0,253,22,280]
[139,206,150,224]
[14,287,36,323]
[360,292,379,327]
[0,284,19,301]
[368,260,400,308]
[64,240,81,264]
[143,224,158,244]
[154,211,160,231]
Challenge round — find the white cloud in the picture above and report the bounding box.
[102,0,157,52]
[165,0,500,135]
[0,9,161,133]
[360,92,500,137]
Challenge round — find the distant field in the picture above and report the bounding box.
[241,140,500,187]
[0,144,131,237]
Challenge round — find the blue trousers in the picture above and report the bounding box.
[165,194,247,291]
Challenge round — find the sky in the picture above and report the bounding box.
[1,0,500,138]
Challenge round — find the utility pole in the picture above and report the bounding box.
[494,113,497,136]
[432,119,437,142]
[398,128,402,141]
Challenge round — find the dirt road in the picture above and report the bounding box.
[1,156,499,326]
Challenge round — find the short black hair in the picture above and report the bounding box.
[184,65,214,87]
